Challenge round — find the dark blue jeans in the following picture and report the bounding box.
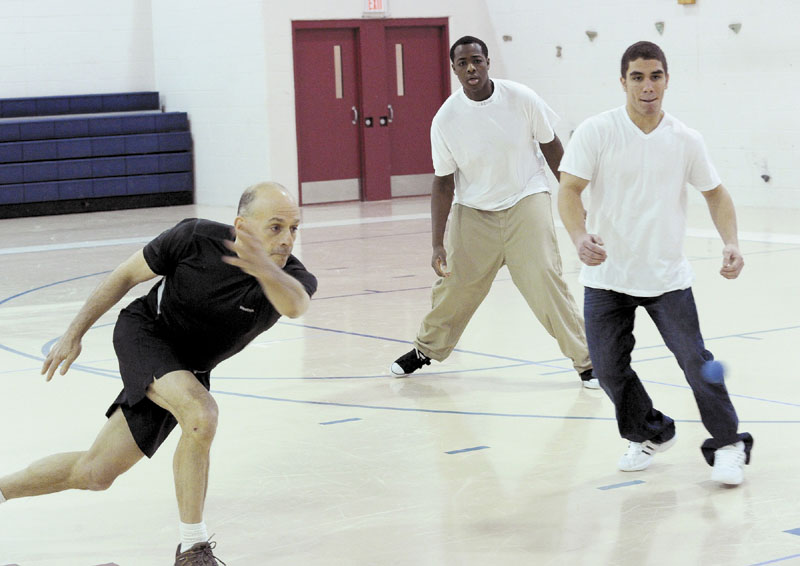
[584,287,753,465]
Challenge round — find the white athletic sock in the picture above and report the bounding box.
[179,520,208,553]
[0,487,6,504]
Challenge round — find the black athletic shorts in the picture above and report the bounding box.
[106,310,210,458]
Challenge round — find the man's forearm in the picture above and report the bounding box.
[557,185,588,245]
[541,136,564,181]
[705,186,739,247]
[431,176,455,248]
[65,251,154,339]
[254,264,310,319]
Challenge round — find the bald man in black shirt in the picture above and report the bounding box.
[0,182,316,565]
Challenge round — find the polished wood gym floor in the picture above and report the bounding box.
[1,195,798,565]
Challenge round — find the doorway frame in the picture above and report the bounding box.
[291,18,451,203]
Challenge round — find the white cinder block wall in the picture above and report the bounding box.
[150,0,272,206]
[1,0,797,208]
[487,0,800,208]
[0,0,154,97]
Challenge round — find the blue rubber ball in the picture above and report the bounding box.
[701,360,725,384]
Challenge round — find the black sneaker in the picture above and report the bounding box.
[580,369,601,389]
[390,348,432,377]
[175,540,226,566]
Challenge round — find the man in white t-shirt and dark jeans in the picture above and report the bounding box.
[390,35,596,389]
[558,41,753,485]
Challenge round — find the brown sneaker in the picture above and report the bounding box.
[174,540,226,565]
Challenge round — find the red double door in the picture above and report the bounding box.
[292,18,450,204]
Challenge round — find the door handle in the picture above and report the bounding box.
[387,104,394,123]
[351,106,358,125]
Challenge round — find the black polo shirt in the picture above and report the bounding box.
[122,218,317,371]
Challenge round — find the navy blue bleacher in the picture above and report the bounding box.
[0,92,193,218]
[0,92,159,119]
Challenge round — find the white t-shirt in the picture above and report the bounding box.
[430,78,558,211]
[559,106,721,296]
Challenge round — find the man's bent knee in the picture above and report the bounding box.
[74,456,123,491]
[179,398,219,445]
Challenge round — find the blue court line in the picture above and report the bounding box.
[208,389,800,423]
[5,341,800,422]
[7,268,800,369]
[0,366,41,374]
[784,528,800,536]
[40,322,116,356]
[0,271,111,306]
[749,553,800,565]
[541,354,677,375]
[309,275,513,302]
[641,378,800,409]
[302,229,429,247]
[18,324,800,416]
[276,320,800,373]
[313,286,431,301]
[0,342,47,364]
[597,480,645,490]
[278,321,570,370]
[688,246,800,262]
[445,446,490,454]
[0,343,120,380]
[210,389,620,420]
[3,222,798,258]
[210,362,533,380]
[320,417,362,425]
[4,274,800,418]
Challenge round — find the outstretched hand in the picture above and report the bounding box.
[576,233,607,266]
[720,244,744,279]
[41,334,82,382]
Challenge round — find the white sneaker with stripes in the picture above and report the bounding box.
[617,434,677,472]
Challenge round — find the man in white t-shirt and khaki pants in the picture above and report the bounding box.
[390,35,597,389]
[558,41,753,485]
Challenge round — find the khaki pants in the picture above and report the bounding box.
[415,192,591,373]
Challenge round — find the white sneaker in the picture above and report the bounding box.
[618,434,677,472]
[580,370,601,389]
[711,441,746,485]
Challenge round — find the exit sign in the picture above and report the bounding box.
[364,0,389,17]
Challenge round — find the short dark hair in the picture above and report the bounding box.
[237,185,259,216]
[450,35,488,62]
[621,41,668,77]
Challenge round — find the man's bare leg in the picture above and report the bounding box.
[0,407,144,499]
[145,370,218,524]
